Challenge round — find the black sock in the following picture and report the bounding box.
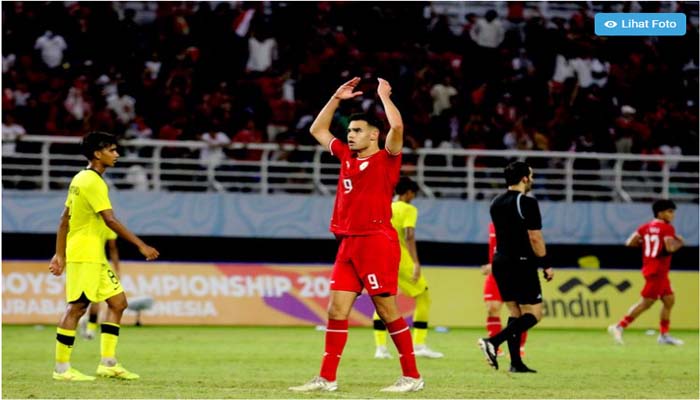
[490,313,537,348]
[373,319,386,331]
[507,317,523,365]
[89,312,98,324]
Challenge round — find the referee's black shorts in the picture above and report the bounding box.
[492,253,543,305]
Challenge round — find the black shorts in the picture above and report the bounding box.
[492,253,543,305]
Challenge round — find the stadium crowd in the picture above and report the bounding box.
[2,1,698,162]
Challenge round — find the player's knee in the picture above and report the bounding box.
[486,302,501,315]
[374,305,399,323]
[663,296,675,307]
[109,298,128,313]
[639,300,654,310]
[67,302,88,317]
[327,304,349,320]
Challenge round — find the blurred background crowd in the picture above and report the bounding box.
[2,1,698,163]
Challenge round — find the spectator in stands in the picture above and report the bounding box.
[0,1,696,164]
[34,30,67,69]
[470,10,505,84]
[106,84,136,129]
[231,118,264,161]
[246,27,278,74]
[64,76,92,131]
[2,112,26,156]
[198,126,230,168]
[430,75,458,117]
[614,105,650,153]
[1,112,27,189]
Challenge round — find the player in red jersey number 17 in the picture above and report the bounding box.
[289,77,423,393]
[608,199,685,346]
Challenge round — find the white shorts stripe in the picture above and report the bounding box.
[326,329,348,333]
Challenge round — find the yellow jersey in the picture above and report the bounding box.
[64,169,113,263]
[391,200,418,251]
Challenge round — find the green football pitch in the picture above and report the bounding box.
[2,325,698,399]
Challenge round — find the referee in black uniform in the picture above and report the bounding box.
[478,161,554,373]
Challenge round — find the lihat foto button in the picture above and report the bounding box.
[595,13,686,36]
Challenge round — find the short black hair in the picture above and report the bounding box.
[504,161,531,186]
[348,113,383,132]
[396,176,419,195]
[80,131,118,160]
[652,199,676,217]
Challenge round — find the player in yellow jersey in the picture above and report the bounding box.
[49,131,159,381]
[373,177,444,359]
[79,227,119,340]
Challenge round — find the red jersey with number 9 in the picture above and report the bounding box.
[328,138,401,236]
[636,219,676,276]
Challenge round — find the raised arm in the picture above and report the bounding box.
[377,78,403,154]
[310,77,363,149]
[99,209,159,261]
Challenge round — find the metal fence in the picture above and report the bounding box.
[2,135,698,202]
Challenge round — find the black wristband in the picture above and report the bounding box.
[537,254,551,268]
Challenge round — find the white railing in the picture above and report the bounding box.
[2,135,698,202]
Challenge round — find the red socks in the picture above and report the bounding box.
[521,330,528,347]
[619,315,634,328]
[386,318,420,379]
[319,318,421,381]
[660,319,670,335]
[486,316,501,337]
[319,319,348,382]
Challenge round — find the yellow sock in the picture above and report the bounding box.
[87,322,98,333]
[55,327,76,363]
[100,323,120,358]
[372,311,387,347]
[412,289,431,346]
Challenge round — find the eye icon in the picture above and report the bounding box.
[603,20,618,28]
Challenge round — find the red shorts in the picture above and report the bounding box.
[331,233,400,296]
[483,273,502,302]
[641,274,674,299]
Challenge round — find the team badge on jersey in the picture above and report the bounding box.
[360,161,369,171]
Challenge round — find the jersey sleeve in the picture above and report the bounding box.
[403,205,418,229]
[661,224,676,240]
[105,227,118,240]
[84,179,112,213]
[521,197,542,230]
[329,138,350,160]
[636,223,646,236]
[383,151,402,186]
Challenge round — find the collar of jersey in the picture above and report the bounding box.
[85,168,104,178]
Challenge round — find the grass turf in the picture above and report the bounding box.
[2,325,698,398]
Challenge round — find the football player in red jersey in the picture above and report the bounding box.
[289,77,423,393]
[481,222,527,357]
[608,199,685,345]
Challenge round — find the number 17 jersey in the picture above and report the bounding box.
[637,219,676,276]
[328,138,401,236]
